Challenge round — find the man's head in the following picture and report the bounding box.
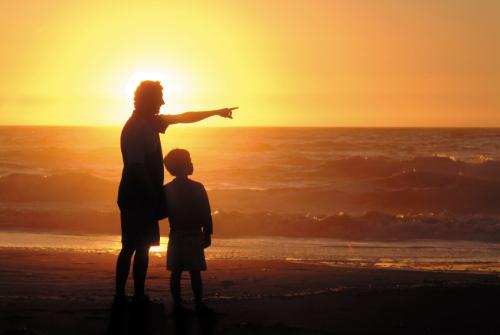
[164,149,194,177]
[133,80,165,116]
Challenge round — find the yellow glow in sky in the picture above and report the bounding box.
[0,0,499,126]
[123,70,190,120]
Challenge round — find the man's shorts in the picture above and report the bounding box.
[167,230,207,271]
[120,208,160,248]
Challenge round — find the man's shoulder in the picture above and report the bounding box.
[122,116,147,136]
[122,114,169,135]
[152,115,169,133]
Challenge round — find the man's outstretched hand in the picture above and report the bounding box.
[217,107,238,119]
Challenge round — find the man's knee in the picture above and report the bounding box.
[133,245,150,267]
[135,245,150,255]
[119,245,135,258]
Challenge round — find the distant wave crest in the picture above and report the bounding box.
[0,172,115,202]
[1,156,500,216]
[316,155,500,181]
[0,209,499,243]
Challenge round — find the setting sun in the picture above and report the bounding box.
[125,72,167,99]
[125,71,188,101]
[123,70,191,117]
[1,1,498,126]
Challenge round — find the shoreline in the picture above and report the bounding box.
[1,232,500,276]
[1,249,499,334]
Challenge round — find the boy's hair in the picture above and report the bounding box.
[164,149,192,176]
[134,80,163,110]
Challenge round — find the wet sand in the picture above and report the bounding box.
[0,248,499,334]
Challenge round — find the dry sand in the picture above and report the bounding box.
[0,248,499,334]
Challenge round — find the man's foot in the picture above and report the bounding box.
[132,295,164,310]
[173,304,191,315]
[195,303,214,315]
[112,294,129,307]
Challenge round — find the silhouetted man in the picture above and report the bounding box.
[115,80,236,304]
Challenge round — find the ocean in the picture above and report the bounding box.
[0,126,499,272]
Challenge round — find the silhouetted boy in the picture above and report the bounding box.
[163,149,213,314]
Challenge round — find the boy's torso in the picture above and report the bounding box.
[164,178,207,232]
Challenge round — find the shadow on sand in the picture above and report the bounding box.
[108,302,216,335]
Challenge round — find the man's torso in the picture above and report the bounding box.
[117,115,165,210]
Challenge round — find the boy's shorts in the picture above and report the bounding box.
[167,230,207,271]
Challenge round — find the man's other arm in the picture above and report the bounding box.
[128,163,157,202]
[122,128,156,201]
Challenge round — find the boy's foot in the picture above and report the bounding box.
[195,303,214,315]
[173,304,191,315]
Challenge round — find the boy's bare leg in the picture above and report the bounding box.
[189,271,203,306]
[133,245,150,297]
[170,270,183,307]
[115,245,135,297]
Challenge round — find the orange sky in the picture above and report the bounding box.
[0,0,499,126]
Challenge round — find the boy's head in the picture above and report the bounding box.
[164,149,193,177]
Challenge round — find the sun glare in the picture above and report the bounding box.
[125,71,167,99]
[125,71,188,98]
[123,70,189,115]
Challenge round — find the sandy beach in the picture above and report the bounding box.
[0,248,499,334]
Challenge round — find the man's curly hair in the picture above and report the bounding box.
[134,80,163,110]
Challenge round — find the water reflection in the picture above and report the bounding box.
[1,232,500,274]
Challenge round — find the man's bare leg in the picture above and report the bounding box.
[133,245,150,298]
[115,245,135,298]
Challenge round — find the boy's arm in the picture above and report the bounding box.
[158,107,237,125]
[200,185,213,248]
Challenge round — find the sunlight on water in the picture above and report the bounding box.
[1,232,499,274]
